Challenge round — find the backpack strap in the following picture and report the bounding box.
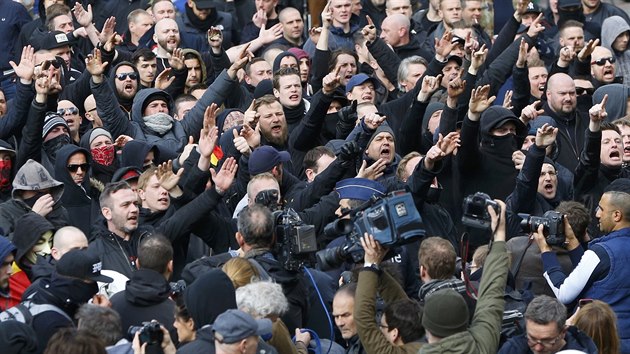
[28,303,73,322]
[247,258,272,281]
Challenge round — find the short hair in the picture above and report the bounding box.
[328,49,359,73]
[236,281,289,318]
[246,172,278,200]
[524,295,567,332]
[245,57,269,76]
[99,181,133,209]
[555,201,590,240]
[335,282,357,299]
[397,56,428,91]
[461,0,480,9]
[128,8,150,24]
[272,67,300,90]
[418,237,457,280]
[527,58,546,69]
[151,0,173,11]
[44,328,106,354]
[237,204,274,248]
[174,93,197,108]
[137,166,158,190]
[45,4,71,30]
[222,257,260,289]
[451,19,470,30]
[189,83,208,92]
[76,304,123,346]
[604,191,630,221]
[613,117,630,128]
[559,20,584,34]
[396,151,421,181]
[471,244,489,268]
[601,121,621,135]
[384,298,424,343]
[253,94,280,111]
[573,300,620,354]
[138,235,173,273]
[132,47,157,64]
[439,0,461,10]
[303,146,335,172]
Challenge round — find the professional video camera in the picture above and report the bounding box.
[316,191,425,271]
[255,189,318,272]
[462,192,500,230]
[519,210,565,246]
[128,321,163,345]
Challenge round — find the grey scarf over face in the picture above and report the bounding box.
[142,112,174,136]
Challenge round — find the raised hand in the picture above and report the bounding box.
[513,0,529,21]
[578,38,600,63]
[470,43,488,72]
[357,159,387,180]
[447,77,466,98]
[98,17,116,46]
[417,74,443,102]
[259,23,283,45]
[309,27,323,44]
[516,38,529,68]
[437,131,461,156]
[589,93,608,126]
[252,9,267,28]
[322,65,342,95]
[204,103,219,129]
[207,26,223,49]
[210,157,238,193]
[360,233,387,265]
[363,112,386,130]
[232,128,252,156]
[85,48,109,77]
[115,135,133,148]
[228,43,252,79]
[244,100,259,128]
[168,48,184,70]
[526,13,545,38]
[435,30,455,60]
[468,85,495,117]
[519,100,544,124]
[503,90,514,110]
[512,150,525,170]
[32,194,54,217]
[157,160,183,192]
[73,2,93,27]
[199,125,219,159]
[9,45,35,82]
[155,68,175,90]
[535,123,558,148]
[321,1,333,28]
[362,15,377,43]
[558,45,576,67]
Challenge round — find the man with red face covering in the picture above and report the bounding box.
[80,128,119,186]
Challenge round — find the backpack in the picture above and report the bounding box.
[0,300,72,326]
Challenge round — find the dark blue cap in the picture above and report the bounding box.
[335,178,386,201]
[213,309,272,344]
[248,146,291,175]
[346,74,381,94]
[0,236,16,265]
[528,116,556,136]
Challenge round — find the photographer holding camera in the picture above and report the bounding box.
[536,178,630,353]
[354,233,424,354]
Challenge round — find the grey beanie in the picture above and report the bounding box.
[422,289,469,338]
[367,124,395,148]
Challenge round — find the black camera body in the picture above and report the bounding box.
[519,210,565,246]
[128,322,163,345]
[316,191,425,271]
[462,192,500,230]
[254,189,317,272]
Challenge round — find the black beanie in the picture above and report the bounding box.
[422,289,469,338]
[604,178,630,195]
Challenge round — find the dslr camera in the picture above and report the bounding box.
[255,189,318,272]
[316,191,425,271]
[128,322,164,345]
[462,192,500,230]
[519,210,565,246]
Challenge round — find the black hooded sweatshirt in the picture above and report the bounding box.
[13,213,55,282]
[178,269,236,354]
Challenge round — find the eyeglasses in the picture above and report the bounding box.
[57,107,79,115]
[575,87,594,96]
[67,163,89,172]
[591,57,616,66]
[116,72,138,81]
[526,333,562,347]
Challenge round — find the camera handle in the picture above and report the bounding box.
[292,328,322,354]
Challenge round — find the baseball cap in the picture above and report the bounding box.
[248,146,291,175]
[335,178,386,201]
[193,0,216,9]
[524,2,542,15]
[56,249,113,283]
[558,0,581,9]
[32,31,71,52]
[213,309,272,344]
[346,74,381,94]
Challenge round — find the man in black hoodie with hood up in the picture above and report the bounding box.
[178,269,237,354]
[110,235,177,343]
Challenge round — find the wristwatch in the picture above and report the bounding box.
[363,262,381,273]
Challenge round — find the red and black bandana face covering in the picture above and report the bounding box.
[0,159,11,190]
[91,145,115,166]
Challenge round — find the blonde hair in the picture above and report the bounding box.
[573,300,620,354]
[222,257,260,289]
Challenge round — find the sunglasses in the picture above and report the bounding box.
[38,59,62,70]
[116,72,138,81]
[591,57,616,66]
[67,163,89,172]
[57,107,79,115]
[575,87,594,95]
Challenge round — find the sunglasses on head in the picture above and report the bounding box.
[57,107,79,115]
[67,163,89,173]
[575,87,594,95]
[591,57,616,66]
[116,72,138,81]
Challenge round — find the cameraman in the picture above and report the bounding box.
[506,123,562,238]
[354,234,424,354]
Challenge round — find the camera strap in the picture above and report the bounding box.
[460,232,478,300]
[510,237,534,280]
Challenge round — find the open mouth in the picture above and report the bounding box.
[610,150,621,160]
[124,83,134,92]
[603,68,614,77]
[380,146,391,159]
[271,124,283,134]
[362,94,373,101]
[158,197,169,203]
[538,84,546,91]
[289,94,299,101]
[128,215,138,223]
[624,146,630,155]
[544,183,554,193]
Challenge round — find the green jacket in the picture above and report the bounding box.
[419,241,509,354]
[355,268,423,354]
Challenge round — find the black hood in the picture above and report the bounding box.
[13,213,54,267]
[479,106,527,138]
[273,51,299,73]
[124,268,171,306]
[121,140,160,170]
[184,269,236,329]
[54,144,92,207]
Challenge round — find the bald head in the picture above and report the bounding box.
[278,7,300,22]
[590,46,616,84]
[546,73,577,115]
[380,14,410,47]
[153,18,180,54]
[52,226,88,261]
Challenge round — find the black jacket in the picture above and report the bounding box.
[110,268,176,341]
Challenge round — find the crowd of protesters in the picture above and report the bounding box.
[2,0,630,353]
